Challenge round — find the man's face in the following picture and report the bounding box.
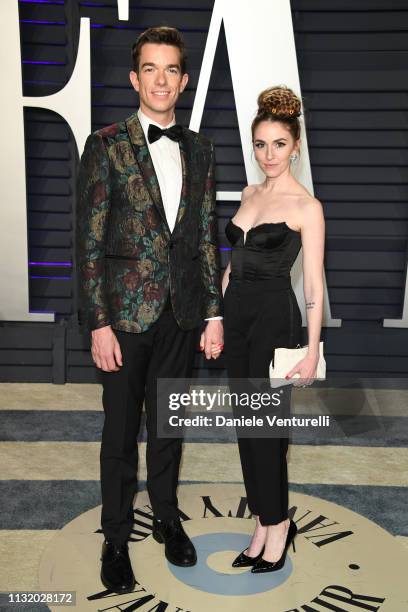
[130,43,188,118]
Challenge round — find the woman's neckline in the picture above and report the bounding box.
[229,217,301,243]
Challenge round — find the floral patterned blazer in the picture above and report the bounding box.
[76,111,223,333]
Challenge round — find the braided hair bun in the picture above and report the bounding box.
[257,85,302,119]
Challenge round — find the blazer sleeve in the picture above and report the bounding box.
[198,141,223,319]
[76,133,112,330]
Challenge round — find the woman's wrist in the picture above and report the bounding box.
[307,346,320,359]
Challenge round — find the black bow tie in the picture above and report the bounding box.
[147,123,183,144]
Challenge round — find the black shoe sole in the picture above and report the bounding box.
[152,531,197,567]
[100,573,136,595]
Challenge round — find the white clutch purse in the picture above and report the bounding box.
[269,341,326,387]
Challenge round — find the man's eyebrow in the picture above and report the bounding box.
[140,62,180,69]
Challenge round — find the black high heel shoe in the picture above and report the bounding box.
[232,545,265,568]
[251,519,297,574]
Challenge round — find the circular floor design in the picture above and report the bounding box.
[39,484,408,611]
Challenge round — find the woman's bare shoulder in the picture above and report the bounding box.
[299,193,323,212]
[287,179,321,210]
[241,184,259,202]
[295,193,324,227]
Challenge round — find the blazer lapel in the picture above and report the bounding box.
[174,130,192,230]
[125,112,170,233]
[125,112,193,236]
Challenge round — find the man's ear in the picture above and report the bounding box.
[180,72,189,93]
[129,70,140,92]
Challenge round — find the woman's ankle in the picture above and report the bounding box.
[258,517,289,529]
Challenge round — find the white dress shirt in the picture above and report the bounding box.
[137,108,182,233]
[137,107,222,322]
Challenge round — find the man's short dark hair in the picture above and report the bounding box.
[131,26,187,74]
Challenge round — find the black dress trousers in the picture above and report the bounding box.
[100,296,198,546]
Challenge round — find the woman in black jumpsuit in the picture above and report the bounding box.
[217,86,325,573]
[224,219,302,517]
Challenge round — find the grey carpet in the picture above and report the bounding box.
[0,480,406,536]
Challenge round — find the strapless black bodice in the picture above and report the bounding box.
[225,218,301,281]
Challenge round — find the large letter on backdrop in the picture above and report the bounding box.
[191,0,341,328]
[383,281,408,328]
[0,0,90,321]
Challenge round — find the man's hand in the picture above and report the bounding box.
[91,325,123,372]
[200,320,224,360]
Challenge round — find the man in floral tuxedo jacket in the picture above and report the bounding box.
[76,26,223,594]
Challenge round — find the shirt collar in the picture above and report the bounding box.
[137,108,176,140]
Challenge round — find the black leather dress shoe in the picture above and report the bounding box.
[232,546,265,568]
[152,517,197,567]
[100,541,135,594]
[251,519,297,573]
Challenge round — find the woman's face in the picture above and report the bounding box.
[253,120,299,177]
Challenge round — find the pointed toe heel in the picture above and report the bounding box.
[251,519,297,574]
[232,546,265,568]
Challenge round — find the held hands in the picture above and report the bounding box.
[285,352,319,387]
[199,319,224,360]
[91,325,123,372]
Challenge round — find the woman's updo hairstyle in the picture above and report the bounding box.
[251,85,302,144]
